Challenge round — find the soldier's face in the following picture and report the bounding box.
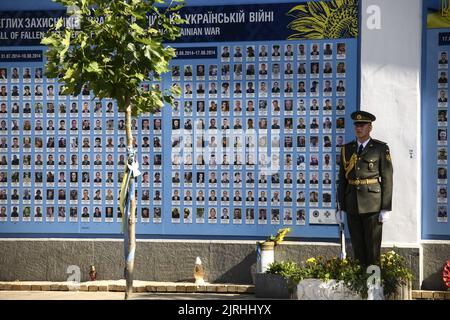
[354,123,372,141]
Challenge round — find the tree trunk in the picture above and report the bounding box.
[124,99,136,300]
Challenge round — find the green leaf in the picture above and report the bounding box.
[40,36,56,46]
[168,4,185,12]
[163,95,173,104]
[58,30,71,61]
[55,18,64,30]
[80,35,87,49]
[62,30,71,49]
[127,43,136,53]
[135,73,145,81]
[130,23,145,34]
[136,36,153,45]
[86,61,101,74]
[143,46,151,60]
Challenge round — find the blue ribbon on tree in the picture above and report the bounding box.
[120,147,141,276]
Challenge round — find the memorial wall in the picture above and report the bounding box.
[423,0,450,239]
[0,1,359,238]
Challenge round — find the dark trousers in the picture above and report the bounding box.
[346,212,383,268]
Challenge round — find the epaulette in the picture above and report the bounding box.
[371,139,387,145]
[345,141,357,147]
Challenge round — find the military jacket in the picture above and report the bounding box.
[337,139,393,214]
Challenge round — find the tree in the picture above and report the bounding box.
[41,0,183,299]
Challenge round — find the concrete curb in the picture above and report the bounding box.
[0,280,255,294]
[2,281,448,299]
[412,290,450,300]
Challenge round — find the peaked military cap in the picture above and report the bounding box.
[351,111,376,124]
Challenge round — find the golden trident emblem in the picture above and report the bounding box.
[441,0,450,20]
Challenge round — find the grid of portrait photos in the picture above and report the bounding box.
[170,42,348,226]
[437,50,449,223]
[0,66,163,225]
[0,40,353,235]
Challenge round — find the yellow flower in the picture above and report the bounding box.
[306,258,317,264]
[273,227,291,245]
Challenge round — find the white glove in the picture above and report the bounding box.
[335,210,346,224]
[379,210,390,223]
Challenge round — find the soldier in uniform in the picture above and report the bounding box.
[336,111,393,267]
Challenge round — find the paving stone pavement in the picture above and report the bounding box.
[0,279,255,294]
[0,280,448,300]
[0,290,263,300]
[0,280,266,300]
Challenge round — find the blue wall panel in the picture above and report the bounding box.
[0,0,359,239]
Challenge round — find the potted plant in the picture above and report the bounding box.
[255,261,299,299]
[297,251,414,300]
[294,256,365,300]
[381,251,414,300]
[260,250,413,300]
[254,228,291,299]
